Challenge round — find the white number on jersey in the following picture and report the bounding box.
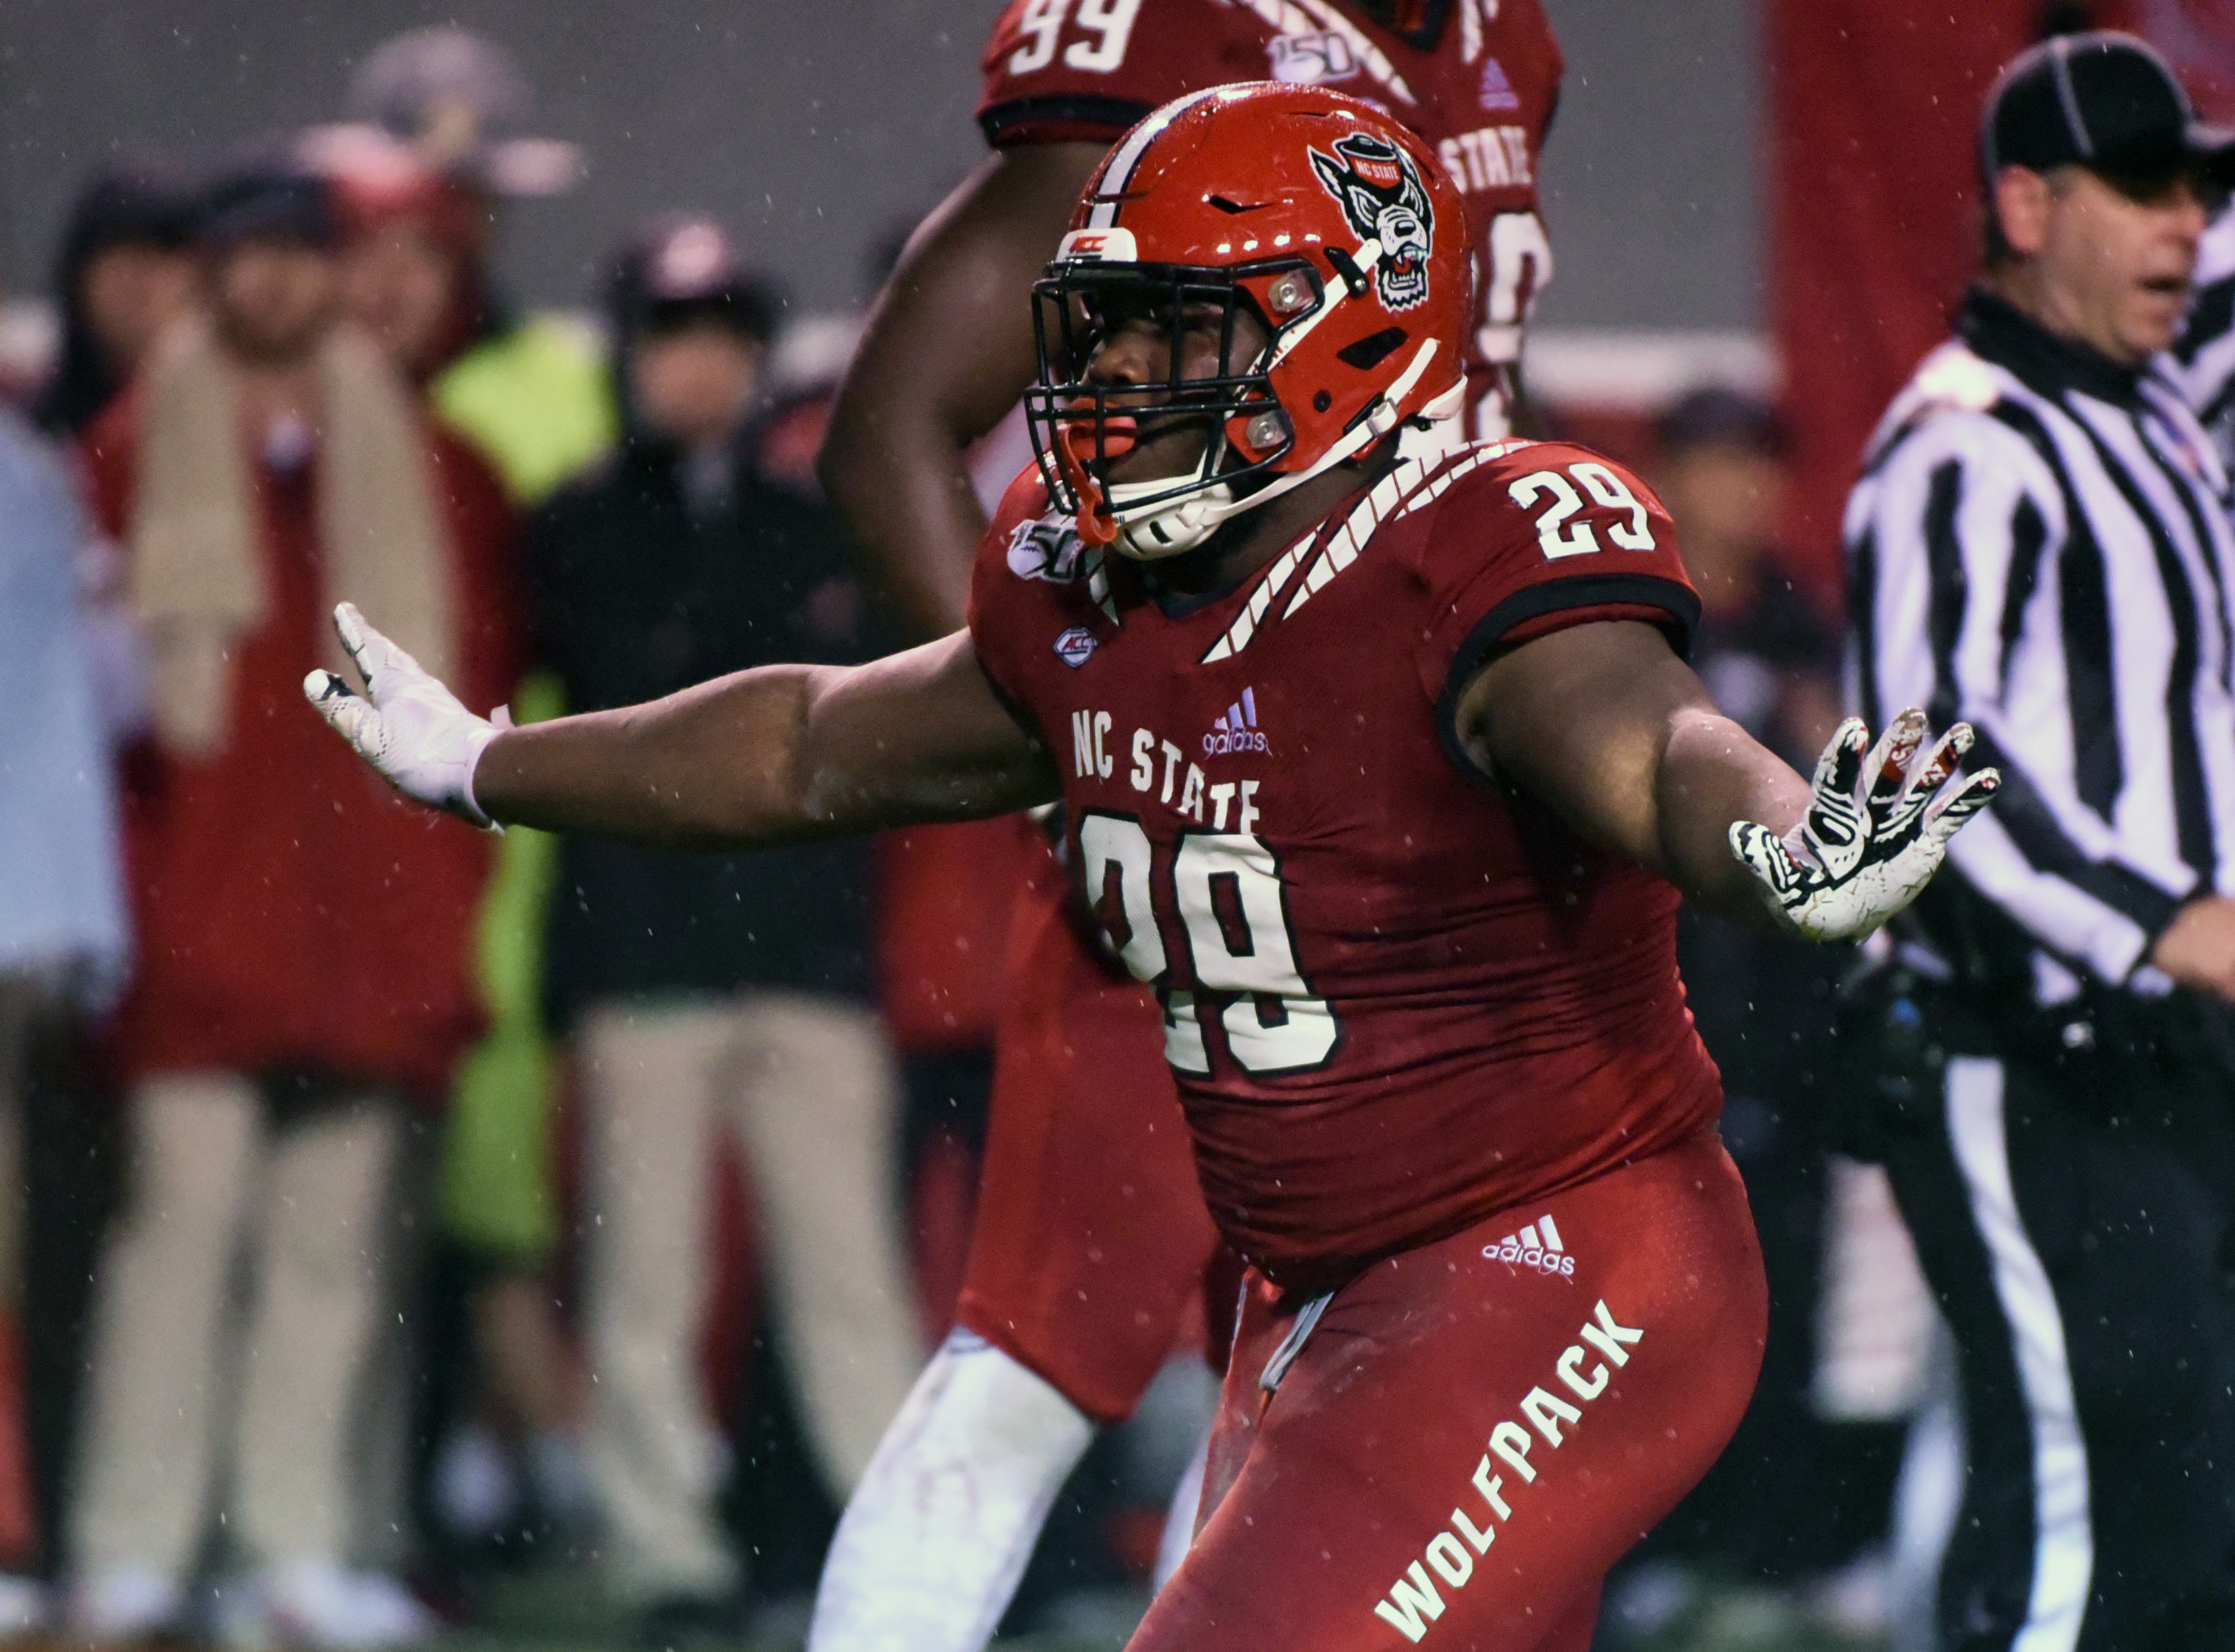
[1077,814,1339,1076]
[1066,0,1142,70]
[1173,833,1339,1074]
[1007,0,1142,75]
[1507,462,1658,560]
[1507,467,1594,558]
[1477,209,1553,368]
[1008,0,1069,73]
[1078,810,1167,981]
[1570,462,1656,549]
[1078,812,1208,1073]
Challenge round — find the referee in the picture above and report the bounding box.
[2167,177,2235,465]
[1846,34,2235,1652]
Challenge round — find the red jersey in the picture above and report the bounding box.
[978,0,1561,437]
[86,392,520,1104]
[968,441,1722,1290]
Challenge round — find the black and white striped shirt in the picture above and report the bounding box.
[1847,289,2235,1005]
[2168,209,2235,467]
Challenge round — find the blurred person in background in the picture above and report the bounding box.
[31,169,198,442]
[1651,388,1840,759]
[323,134,597,1564]
[1602,389,1909,1645]
[0,315,132,1641]
[329,136,501,393]
[756,315,868,498]
[1846,34,2235,1649]
[527,217,918,1641]
[61,163,520,1649]
[307,28,619,1565]
[308,24,613,505]
[754,227,914,497]
[29,170,200,760]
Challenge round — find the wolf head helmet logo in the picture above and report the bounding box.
[1308,132,1435,311]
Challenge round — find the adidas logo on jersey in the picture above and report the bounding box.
[1484,1215,1574,1277]
[1203,688,1270,756]
[1479,56,1522,111]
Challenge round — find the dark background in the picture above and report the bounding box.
[0,0,1760,330]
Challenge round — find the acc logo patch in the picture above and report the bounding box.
[1053,626,1097,667]
[1008,515,1087,583]
[1057,226,1138,263]
[1308,133,1434,311]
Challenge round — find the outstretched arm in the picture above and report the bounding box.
[819,142,1106,640]
[307,604,1059,851]
[1453,620,1996,937]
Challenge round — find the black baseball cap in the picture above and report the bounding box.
[611,216,777,342]
[1657,385,1788,460]
[196,166,338,250]
[1983,32,2235,190]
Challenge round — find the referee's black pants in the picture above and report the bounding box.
[1881,1043,2235,1651]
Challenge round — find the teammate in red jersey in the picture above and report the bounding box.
[812,6,1564,1640]
[307,86,1994,1650]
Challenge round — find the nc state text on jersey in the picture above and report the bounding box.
[1072,710,1265,833]
[1437,125,1535,192]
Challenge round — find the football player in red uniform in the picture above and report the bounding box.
[832,0,1560,636]
[812,5,1563,1641]
[308,86,1994,1651]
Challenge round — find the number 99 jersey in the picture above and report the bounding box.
[978,0,1562,439]
[969,439,1724,1293]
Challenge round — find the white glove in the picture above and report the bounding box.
[302,602,505,830]
[1729,707,1998,941]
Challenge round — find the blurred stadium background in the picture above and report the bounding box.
[0,3,2224,1651]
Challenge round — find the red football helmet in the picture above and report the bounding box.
[1025,82,1470,559]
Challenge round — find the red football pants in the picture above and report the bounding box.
[953,844,1221,1423]
[1130,1133,1766,1652]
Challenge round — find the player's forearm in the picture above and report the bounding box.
[471,636,1057,848]
[311,612,1056,846]
[470,665,846,850]
[1653,709,1812,926]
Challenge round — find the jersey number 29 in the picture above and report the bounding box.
[1507,461,1657,559]
[1078,813,1340,1078]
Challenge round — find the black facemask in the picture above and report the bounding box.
[1352,0,1452,51]
[1025,260,1296,543]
